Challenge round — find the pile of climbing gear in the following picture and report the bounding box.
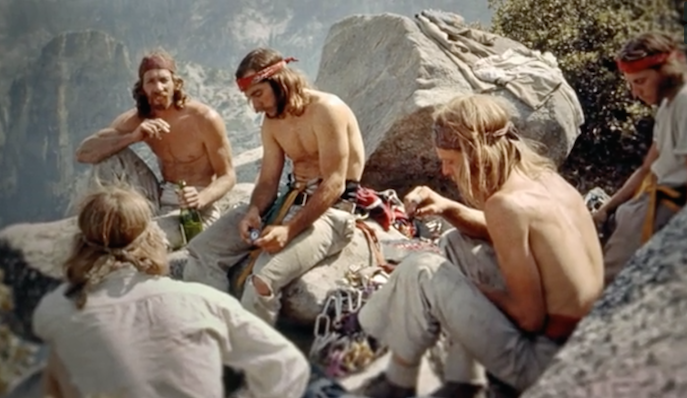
[308,186,445,379]
[308,265,390,378]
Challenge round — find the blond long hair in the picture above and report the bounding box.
[63,184,168,309]
[432,94,555,208]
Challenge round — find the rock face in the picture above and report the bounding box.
[315,10,583,198]
[0,30,132,227]
[0,29,261,229]
[521,207,687,398]
[0,1,493,228]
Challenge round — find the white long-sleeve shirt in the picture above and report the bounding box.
[32,266,310,398]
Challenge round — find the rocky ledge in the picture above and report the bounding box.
[522,206,687,397]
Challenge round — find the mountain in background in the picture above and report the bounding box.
[0,0,491,227]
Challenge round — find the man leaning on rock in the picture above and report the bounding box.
[356,94,605,398]
[74,49,236,248]
[592,31,687,285]
[183,47,367,327]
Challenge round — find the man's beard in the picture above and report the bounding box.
[148,94,172,111]
[657,73,685,103]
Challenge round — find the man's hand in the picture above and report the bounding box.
[239,207,263,244]
[134,118,170,141]
[254,225,292,254]
[404,185,448,219]
[591,207,608,227]
[177,186,202,209]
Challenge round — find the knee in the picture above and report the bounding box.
[251,274,273,296]
[396,252,443,276]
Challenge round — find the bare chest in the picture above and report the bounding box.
[270,119,319,162]
[145,117,206,164]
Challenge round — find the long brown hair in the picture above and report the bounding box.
[617,31,687,100]
[235,47,312,118]
[433,94,555,208]
[63,183,168,309]
[132,49,188,118]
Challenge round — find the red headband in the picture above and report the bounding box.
[236,57,297,92]
[139,55,176,79]
[616,52,670,74]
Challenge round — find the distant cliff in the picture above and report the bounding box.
[0,30,259,228]
[0,0,492,227]
[0,31,132,226]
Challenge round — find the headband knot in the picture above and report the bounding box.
[236,57,298,92]
[432,121,519,150]
[81,224,151,255]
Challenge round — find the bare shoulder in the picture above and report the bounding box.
[185,99,227,141]
[484,191,536,226]
[185,99,223,123]
[308,90,351,115]
[111,108,142,133]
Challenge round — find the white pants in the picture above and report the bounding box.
[183,201,356,325]
[358,229,561,391]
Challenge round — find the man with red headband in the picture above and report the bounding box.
[593,31,687,284]
[182,47,366,326]
[74,49,236,248]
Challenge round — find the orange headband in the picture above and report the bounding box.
[616,52,670,74]
[236,57,297,92]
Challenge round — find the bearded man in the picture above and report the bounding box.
[74,49,236,246]
[593,32,687,284]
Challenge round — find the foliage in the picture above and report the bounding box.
[488,0,682,191]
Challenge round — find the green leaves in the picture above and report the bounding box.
[490,0,679,139]
[489,0,681,191]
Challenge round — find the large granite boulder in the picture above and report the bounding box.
[520,207,687,397]
[315,10,584,198]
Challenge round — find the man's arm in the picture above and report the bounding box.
[215,293,310,398]
[42,350,65,398]
[284,102,349,238]
[480,194,547,333]
[672,90,687,166]
[599,142,659,214]
[249,124,285,215]
[441,200,490,240]
[197,111,236,208]
[74,109,142,164]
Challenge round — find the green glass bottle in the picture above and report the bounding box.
[177,180,204,245]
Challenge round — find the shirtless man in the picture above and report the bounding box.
[74,49,236,247]
[357,94,604,398]
[183,48,366,326]
[593,32,687,284]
